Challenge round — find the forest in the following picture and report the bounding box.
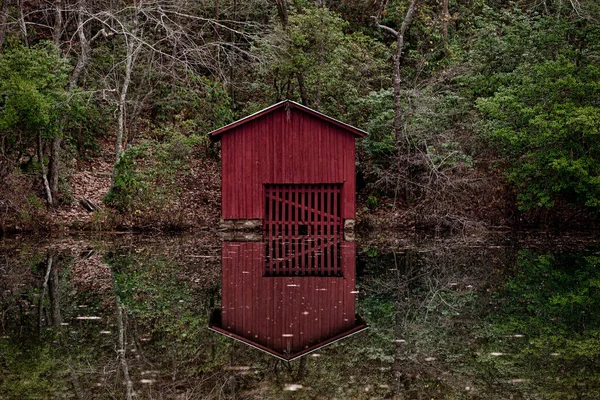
[2,2,600,398]
[0,0,599,233]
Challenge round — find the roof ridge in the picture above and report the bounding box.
[209,100,367,138]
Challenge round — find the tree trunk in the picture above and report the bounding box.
[49,260,62,326]
[38,134,54,206]
[49,136,61,200]
[38,255,53,334]
[17,0,28,46]
[393,0,418,158]
[442,0,450,44]
[53,0,62,47]
[296,73,308,106]
[213,0,219,40]
[116,68,131,166]
[115,3,140,168]
[117,304,134,400]
[392,41,403,158]
[0,0,10,52]
[274,0,288,27]
[70,0,91,88]
[374,0,419,205]
[393,250,414,399]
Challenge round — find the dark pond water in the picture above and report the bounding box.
[1,233,599,399]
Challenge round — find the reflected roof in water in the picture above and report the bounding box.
[210,236,367,361]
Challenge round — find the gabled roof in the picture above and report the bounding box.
[209,310,368,362]
[208,100,367,139]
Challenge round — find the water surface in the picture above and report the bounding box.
[1,233,599,399]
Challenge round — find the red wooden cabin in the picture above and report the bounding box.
[209,240,367,361]
[210,100,366,234]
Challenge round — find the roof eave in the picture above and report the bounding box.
[208,100,367,139]
[209,319,368,362]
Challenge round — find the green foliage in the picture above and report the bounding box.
[106,249,223,372]
[366,195,379,208]
[105,132,203,215]
[151,74,233,133]
[0,341,70,398]
[471,10,600,211]
[353,88,396,160]
[477,250,600,398]
[501,251,600,334]
[259,6,389,118]
[104,144,150,212]
[0,42,70,138]
[111,254,193,317]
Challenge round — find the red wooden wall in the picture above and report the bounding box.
[220,107,356,220]
[219,241,358,358]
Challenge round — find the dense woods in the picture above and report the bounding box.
[0,0,599,233]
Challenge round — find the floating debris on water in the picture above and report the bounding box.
[283,384,303,391]
[225,366,251,371]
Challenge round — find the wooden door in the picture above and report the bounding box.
[264,183,342,237]
[264,184,343,277]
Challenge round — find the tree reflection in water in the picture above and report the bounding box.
[0,235,599,398]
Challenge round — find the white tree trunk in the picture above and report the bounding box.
[38,134,54,206]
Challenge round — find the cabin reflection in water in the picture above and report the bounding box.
[209,237,367,361]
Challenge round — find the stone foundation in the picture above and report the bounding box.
[343,219,355,232]
[219,218,356,241]
[219,219,263,231]
[220,231,263,241]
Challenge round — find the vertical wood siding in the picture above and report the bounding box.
[220,241,358,358]
[221,107,356,220]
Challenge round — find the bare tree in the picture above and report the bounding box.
[38,134,54,206]
[52,0,62,46]
[17,0,27,45]
[80,1,263,169]
[373,0,420,204]
[37,255,53,333]
[117,303,134,400]
[9,0,265,181]
[373,0,419,160]
[0,0,10,51]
